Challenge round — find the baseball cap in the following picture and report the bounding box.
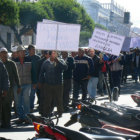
[11,46,18,52]
[17,45,25,52]
[0,47,8,53]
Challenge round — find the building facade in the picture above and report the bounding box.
[77,0,132,36]
[0,25,15,50]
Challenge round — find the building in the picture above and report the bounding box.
[0,25,15,50]
[77,0,132,36]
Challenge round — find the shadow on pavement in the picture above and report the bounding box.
[0,126,34,132]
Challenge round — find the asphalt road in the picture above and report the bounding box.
[0,77,139,140]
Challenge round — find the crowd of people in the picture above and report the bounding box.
[0,44,140,128]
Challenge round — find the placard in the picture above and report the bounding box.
[36,20,81,51]
[89,28,125,56]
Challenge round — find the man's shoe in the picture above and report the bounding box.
[24,119,31,125]
[15,119,25,124]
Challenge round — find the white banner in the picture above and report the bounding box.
[36,20,81,52]
[130,37,140,49]
[36,22,57,50]
[89,28,125,56]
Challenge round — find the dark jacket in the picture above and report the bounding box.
[0,60,9,94]
[90,55,103,77]
[63,57,74,80]
[37,57,46,81]
[39,58,67,85]
[4,59,21,88]
[73,55,94,81]
[27,55,40,84]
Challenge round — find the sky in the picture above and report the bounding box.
[98,0,140,28]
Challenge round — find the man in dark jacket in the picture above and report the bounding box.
[0,58,9,128]
[0,47,20,128]
[27,44,40,112]
[61,52,74,111]
[39,51,67,117]
[73,48,94,101]
[37,50,49,115]
[87,49,103,100]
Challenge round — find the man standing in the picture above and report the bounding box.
[37,50,49,115]
[0,47,21,128]
[27,44,40,112]
[61,52,74,111]
[0,59,9,128]
[87,49,103,100]
[39,51,67,117]
[14,45,32,124]
[73,48,93,101]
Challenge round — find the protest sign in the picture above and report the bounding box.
[89,28,125,56]
[36,22,57,50]
[130,37,140,49]
[36,20,80,51]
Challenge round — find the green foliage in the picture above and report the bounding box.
[95,23,107,30]
[79,31,92,46]
[19,2,50,28]
[39,0,95,32]
[0,0,19,25]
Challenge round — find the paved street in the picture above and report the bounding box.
[0,77,140,140]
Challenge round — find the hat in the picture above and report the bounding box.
[0,47,8,53]
[17,45,25,52]
[43,50,49,54]
[11,46,18,52]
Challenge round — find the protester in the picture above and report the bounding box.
[11,46,18,61]
[0,57,10,128]
[132,49,140,83]
[108,54,124,94]
[73,48,94,101]
[27,44,40,112]
[0,47,21,128]
[14,45,32,124]
[97,53,109,96]
[37,50,50,115]
[39,51,67,117]
[87,48,103,100]
[61,51,74,111]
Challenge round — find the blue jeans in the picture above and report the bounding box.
[30,85,36,109]
[14,84,31,119]
[87,77,98,99]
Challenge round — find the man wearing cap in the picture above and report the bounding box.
[0,47,20,128]
[11,45,18,61]
[27,44,40,113]
[14,45,32,124]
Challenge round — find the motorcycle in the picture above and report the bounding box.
[27,114,127,140]
[131,93,140,106]
[64,101,140,139]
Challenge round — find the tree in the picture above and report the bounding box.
[11,2,53,44]
[0,0,19,26]
[39,0,95,32]
[95,23,107,30]
[0,0,19,48]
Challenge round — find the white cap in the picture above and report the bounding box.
[0,47,8,53]
[11,46,18,52]
[17,45,25,52]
